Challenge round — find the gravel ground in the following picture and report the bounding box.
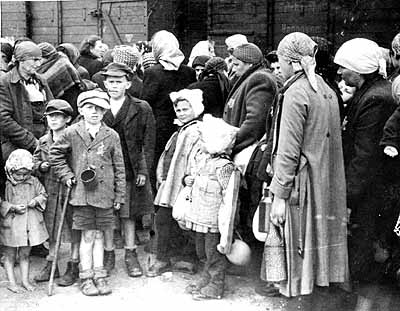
[1,232,399,311]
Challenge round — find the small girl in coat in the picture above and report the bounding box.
[0,149,48,293]
[179,114,240,300]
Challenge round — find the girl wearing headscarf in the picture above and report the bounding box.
[265,32,349,297]
[148,89,204,277]
[37,42,81,118]
[0,149,48,293]
[141,30,196,190]
[334,40,397,305]
[0,41,54,160]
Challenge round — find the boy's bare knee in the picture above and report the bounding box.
[82,230,96,242]
[95,230,104,239]
[18,247,31,260]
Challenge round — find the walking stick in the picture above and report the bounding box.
[48,186,72,296]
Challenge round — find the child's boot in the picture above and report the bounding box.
[125,249,143,277]
[56,261,79,287]
[34,260,59,282]
[94,277,112,295]
[80,278,99,296]
[103,250,115,276]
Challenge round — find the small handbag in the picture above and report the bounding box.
[172,186,192,223]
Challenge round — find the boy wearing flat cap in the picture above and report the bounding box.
[101,62,155,278]
[33,99,82,287]
[49,89,126,296]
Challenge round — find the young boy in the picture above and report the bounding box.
[49,89,126,296]
[33,99,81,287]
[101,62,155,277]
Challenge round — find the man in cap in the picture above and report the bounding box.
[223,42,278,240]
[50,89,126,296]
[101,62,155,278]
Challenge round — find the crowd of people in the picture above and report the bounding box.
[0,28,400,309]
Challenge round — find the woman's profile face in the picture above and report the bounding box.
[174,100,196,124]
[278,56,294,81]
[90,40,103,58]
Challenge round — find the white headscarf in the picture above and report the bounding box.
[334,38,387,78]
[188,40,215,67]
[170,89,204,125]
[151,30,184,71]
[225,34,248,50]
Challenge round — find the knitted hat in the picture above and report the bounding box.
[38,42,57,58]
[77,89,110,109]
[142,52,156,70]
[205,57,228,72]
[232,43,263,64]
[113,45,140,69]
[192,55,211,68]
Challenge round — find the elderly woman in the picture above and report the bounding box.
[141,30,196,188]
[335,38,397,309]
[266,32,348,298]
[0,41,53,160]
[78,35,104,78]
[147,88,204,277]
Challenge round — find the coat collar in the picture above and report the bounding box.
[74,120,112,148]
[9,66,42,84]
[103,94,140,126]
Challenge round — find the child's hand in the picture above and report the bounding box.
[40,161,50,172]
[27,199,37,208]
[136,174,146,187]
[113,202,121,211]
[184,175,195,187]
[66,177,76,188]
[13,204,26,214]
[384,146,398,157]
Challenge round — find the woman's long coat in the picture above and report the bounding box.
[269,73,349,297]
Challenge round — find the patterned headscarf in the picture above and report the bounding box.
[151,30,184,71]
[113,45,141,69]
[334,38,387,78]
[38,42,57,59]
[13,41,42,62]
[392,33,400,56]
[277,32,318,92]
[5,149,34,185]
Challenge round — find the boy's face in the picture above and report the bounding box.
[12,168,31,182]
[174,100,196,124]
[104,75,131,100]
[79,103,106,125]
[46,112,71,131]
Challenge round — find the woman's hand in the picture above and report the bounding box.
[13,204,27,214]
[136,174,146,187]
[27,199,37,208]
[270,196,286,226]
[183,175,195,187]
[384,146,398,157]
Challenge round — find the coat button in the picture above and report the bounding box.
[326,132,330,137]
[100,180,104,183]
[100,165,104,169]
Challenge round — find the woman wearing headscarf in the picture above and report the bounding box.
[37,42,81,118]
[148,88,203,277]
[187,40,215,68]
[0,41,54,160]
[78,35,104,79]
[335,38,397,309]
[266,32,348,298]
[188,57,230,118]
[57,43,90,80]
[141,30,196,189]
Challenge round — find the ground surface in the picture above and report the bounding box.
[1,232,400,311]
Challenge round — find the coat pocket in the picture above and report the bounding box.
[288,155,308,206]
